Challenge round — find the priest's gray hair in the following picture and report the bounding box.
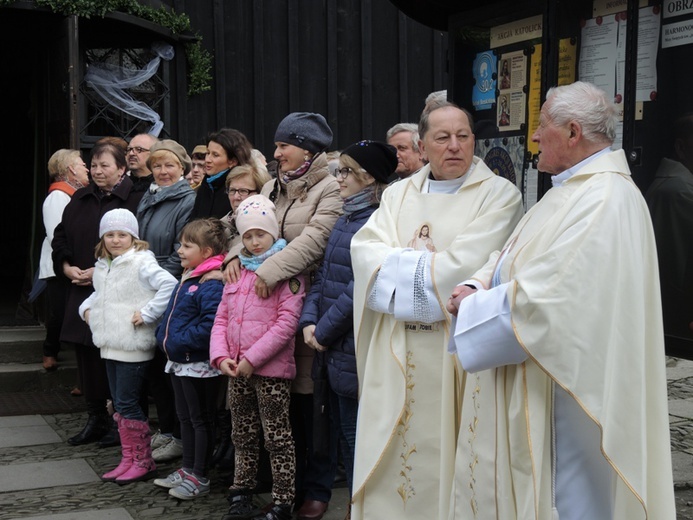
[386,123,421,153]
[545,81,617,145]
[419,100,475,139]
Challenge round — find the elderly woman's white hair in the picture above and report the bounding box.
[545,81,617,145]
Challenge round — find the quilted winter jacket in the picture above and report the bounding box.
[224,152,342,393]
[137,179,195,277]
[156,255,224,363]
[299,205,377,399]
[210,268,305,380]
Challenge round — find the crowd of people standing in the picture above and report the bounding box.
[37,81,676,520]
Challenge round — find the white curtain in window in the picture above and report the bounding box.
[84,42,174,136]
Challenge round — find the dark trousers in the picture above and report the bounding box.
[330,388,358,496]
[42,277,67,358]
[171,374,218,478]
[147,349,180,437]
[290,392,338,504]
[67,341,110,402]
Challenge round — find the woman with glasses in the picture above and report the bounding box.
[221,112,341,520]
[220,164,273,245]
[299,141,396,517]
[191,128,254,219]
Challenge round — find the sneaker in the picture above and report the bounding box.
[222,491,262,520]
[151,430,172,450]
[153,468,190,489]
[168,474,210,500]
[152,438,183,462]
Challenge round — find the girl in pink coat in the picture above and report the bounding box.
[210,194,305,520]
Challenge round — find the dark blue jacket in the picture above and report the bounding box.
[156,262,224,364]
[299,205,377,399]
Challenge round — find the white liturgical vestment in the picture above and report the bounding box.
[351,158,523,520]
[450,149,676,520]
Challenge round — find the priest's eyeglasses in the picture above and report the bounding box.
[335,167,354,180]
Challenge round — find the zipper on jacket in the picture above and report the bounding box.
[161,282,185,359]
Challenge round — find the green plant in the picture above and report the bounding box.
[0,0,213,96]
[185,39,213,96]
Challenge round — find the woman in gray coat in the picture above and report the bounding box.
[137,139,196,278]
[136,139,195,463]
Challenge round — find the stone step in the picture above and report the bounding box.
[0,326,79,393]
[0,326,45,363]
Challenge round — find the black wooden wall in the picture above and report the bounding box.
[172,0,447,155]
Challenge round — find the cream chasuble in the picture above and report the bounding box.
[449,150,676,520]
[351,158,523,520]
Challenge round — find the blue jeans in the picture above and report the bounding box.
[330,388,358,496]
[104,359,150,421]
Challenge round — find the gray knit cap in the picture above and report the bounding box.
[273,112,333,154]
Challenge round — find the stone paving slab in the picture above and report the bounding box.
[668,399,693,421]
[0,415,61,448]
[0,459,100,493]
[1,356,692,518]
[19,508,134,520]
[0,412,350,520]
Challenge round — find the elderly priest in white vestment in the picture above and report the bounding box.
[350,100,524,520]
[447,81,676,520]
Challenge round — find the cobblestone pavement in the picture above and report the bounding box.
[2,358,693,519]
[0,411,349,520]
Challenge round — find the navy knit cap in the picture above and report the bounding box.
[274,112,333,154]
[341,140,397,184]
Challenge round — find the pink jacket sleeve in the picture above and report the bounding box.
[209,283,232,369]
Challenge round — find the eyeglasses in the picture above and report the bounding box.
[126,146,150,154]
[335,167,354,180]
[225,188,257,196]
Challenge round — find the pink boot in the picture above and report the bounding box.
[115,418,157,485]
[101,414,131,482]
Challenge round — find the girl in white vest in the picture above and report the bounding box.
[79,208,177,484]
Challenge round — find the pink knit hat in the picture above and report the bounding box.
[235,195,279,240]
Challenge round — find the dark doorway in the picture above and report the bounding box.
[0,10,61,326]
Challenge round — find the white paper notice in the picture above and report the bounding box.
[524,164,539,211]
[579,15,618,96]
[616,13,627,104]
[662,18,693,48]
[635,7,660,101]
[497,50,527,132]
[663,0,693,19]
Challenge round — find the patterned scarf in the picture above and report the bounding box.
[98,173,126,196]
[342,185,377,215]
[238,238,287,272]
[281,159,312,184]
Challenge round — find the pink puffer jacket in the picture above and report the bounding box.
[210,268,305,380]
